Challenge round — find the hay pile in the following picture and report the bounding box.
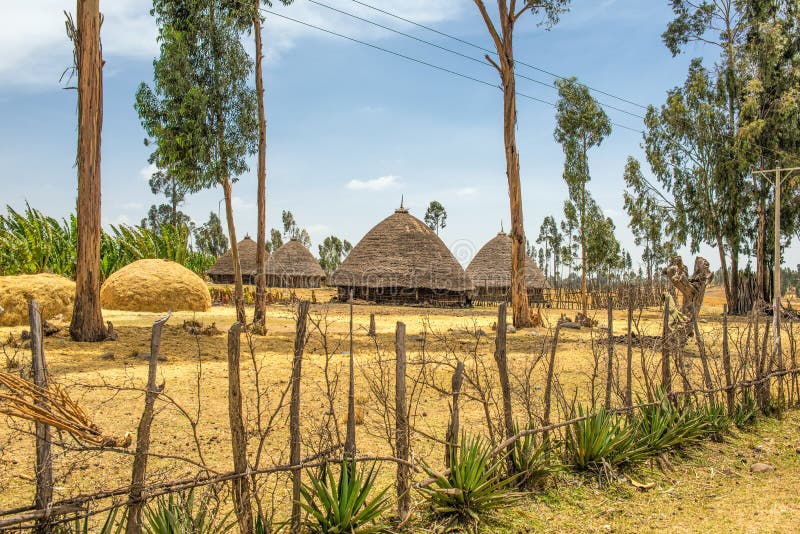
[101,259,211,313]
[0,273,75,326]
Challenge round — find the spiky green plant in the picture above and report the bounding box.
[565,405,651,470]
[509,422,557,489]
[54,507,124,534]
[143,490,233,534]
[733,389,758,428]
[300,460,390,534]
[419,434,520,529]
[632,394,710,455]
[0,203,75,276]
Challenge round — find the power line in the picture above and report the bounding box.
[260,9,645,134]
[346,0,649,110]
[307,0,645,120]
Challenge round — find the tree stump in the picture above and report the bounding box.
[662,256,713,346]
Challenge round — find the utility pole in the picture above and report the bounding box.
[753,166,800,407]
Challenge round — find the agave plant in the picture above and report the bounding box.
[632,394,709,455]
[733,389,758,428]
[510,422,557,489]
[143,490,233,534]
[54,507,124,534]
[565,405,651,470]
[300,460,390,534]
[419,434,520,528]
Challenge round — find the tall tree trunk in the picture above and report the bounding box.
[715,233,731,308]
[756,190,766,301]
[501,49,531,328]
[580,180,588,315]
[223,178,246,325]
[730,244,740,312]
[253,7,268,328]
[70,0,107,342]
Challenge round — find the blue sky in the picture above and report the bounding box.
[2,0,796,272]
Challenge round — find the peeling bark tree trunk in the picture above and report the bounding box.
[474,0,530,328]
[227,322,253,534]
[253,8,268,328]
[222,177,246,325]
[70,0,107,342]
[663,256,713,348]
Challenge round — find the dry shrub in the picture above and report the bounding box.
[100,259,211,312]
[0,273,74,326]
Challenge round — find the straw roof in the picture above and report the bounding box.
[266,239,326,279]
[467,232,550,290]
[331,208,473,291]
[207,236,260,277]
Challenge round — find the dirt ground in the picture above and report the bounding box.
[1,285,799,532]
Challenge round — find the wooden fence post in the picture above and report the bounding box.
[492,303,515,476]
[722,304,734,416]
[445,361,464,468]
[126,313,170,534]
[227,322,253,534]
[395,321,410,523]
[345,291,356,458]
[290,301,310,534]
[368,313,376,337]
[29,301,52,534]
[661,295,672,396]
[542,324,561,443]
[625,298,633,411]
[605,297,614,410]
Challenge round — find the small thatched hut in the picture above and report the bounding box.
[266,238,326,288]
[331,207,473,306]
[207,236,260,285]
[467,232,550,304]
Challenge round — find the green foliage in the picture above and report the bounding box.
[733,389,758,428]
[318,235,352,275]
[419,434,520,528]
[194,211,229,257]
[632,395,710,455]
[424,200,447,234]
[510,423,557,490]
[281,210,311,247]
[299,460,390,534]
[143,490,233,534]
[54,507,124,534]
[536,215,562,280]
[565,406,647,470]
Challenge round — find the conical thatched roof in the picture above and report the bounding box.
[266,239,326,279]
[207,236,260,277]
[467,232,549,290]
[331,208,473,291]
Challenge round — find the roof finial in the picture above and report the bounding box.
[400,195,404,209]
[500,220,504,234]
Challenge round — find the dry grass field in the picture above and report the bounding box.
[1,285,799,532]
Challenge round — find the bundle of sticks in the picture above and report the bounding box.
[0,371,131,448]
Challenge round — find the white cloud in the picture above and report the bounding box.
[1,1,464,87]
[455,187,479,197]
[231,196,255,210]
[346,175,400,191]
[306,223,330,236]
[139,163,157,182]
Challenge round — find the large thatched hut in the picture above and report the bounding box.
[331,207,473,306]
[207,236,260,284]
[467,232,550,304]
[266,238,326,288]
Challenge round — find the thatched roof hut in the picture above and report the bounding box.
[467,232,550,304]
[207,236,260,285]
[331,207,473,306]
[266,238,326,288]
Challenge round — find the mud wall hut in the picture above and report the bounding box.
[466,232,550,305]
[207,236,259,285]
[331,207,473,306]
[266,238,326,288]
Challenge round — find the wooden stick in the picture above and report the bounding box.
[493,302,515,475]
[30,301,52,534]
[290,301,309,534]
[661,295,672,395]
[444,361,464,468]
[722,304,733,415]
[126,312,170,534]
[227,322,253,534]
[345,291,356,457]
[394,321,410,523]
[542,324,561,442]
[625,297,633,411]
[605,296,614,410]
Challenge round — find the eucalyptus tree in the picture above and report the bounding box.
[68,0,106,342]
[537,215,562,285]
[584,198,620,287]
[472,0,570,328]
[281,210,311,247]
[136,0,257,324]
[554,77,611,314]
[195,211,229,257]
[644,59,736,306]
[561,200,579,284]
[253,0,293,328]
[318,235,352,276]
[424,200,447,234]
[622,156,671,282]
